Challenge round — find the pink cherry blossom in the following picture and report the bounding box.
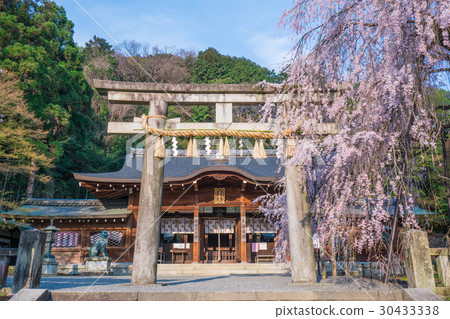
[257,0,449,266]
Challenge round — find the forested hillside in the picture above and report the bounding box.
[0,0,284,208]
[0,0,448,231]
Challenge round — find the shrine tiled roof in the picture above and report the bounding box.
[74,148,284,184]
[0,216,33,229]
[1,199,130,219]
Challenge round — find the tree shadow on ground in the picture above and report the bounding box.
[157,276,229,286]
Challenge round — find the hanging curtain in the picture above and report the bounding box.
[204,219,236,234]
[245,218,276,233]
[160,218,194,234]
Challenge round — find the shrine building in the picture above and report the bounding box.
[2,148,282,265]
[2,80,318,271]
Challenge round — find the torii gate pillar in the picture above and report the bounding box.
[131,99,168,284]
[285,165,317,283]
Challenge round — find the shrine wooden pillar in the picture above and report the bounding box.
[235,218,241,261]
[80,223,88,263]
[240,190,247,263]
[204,233,208,262]
[193,206,200,263]
[125,215,134,262]
[131,99,168,285]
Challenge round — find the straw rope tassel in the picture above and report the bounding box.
[253,139,260,159]
[154,136,165,158]
[259,139,267,159]
[192,138,198,157]
[186,138,193,157]
[287,138,296,158]
[224,137,230,157]
[219,138,224,157]
[141,114,304,139]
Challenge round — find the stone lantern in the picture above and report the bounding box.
[42,219,59,275]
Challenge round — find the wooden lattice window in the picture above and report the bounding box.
[54,231,79,248]
[89,231,124,247]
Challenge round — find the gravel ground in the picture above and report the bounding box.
[5,275,402,293]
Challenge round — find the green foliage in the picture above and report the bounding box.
[0,71,51,171]
[414,89,450,230]
[167,105,183,120]
[415,141,448,213]
[169,48,286,124]
[430,89,450,108]
[0,1,124,202]
[0,1,93,143]
[0,0,93,149]
[0,2,284,205]
[191,48,285,84]
[191,105,213,122]
[0,70,52,209]
[418,214,449,234]
[82,35,117,81]
[167,104,213,124]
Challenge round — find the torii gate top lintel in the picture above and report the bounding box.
[92,79,282,107]
[93,79,277,96]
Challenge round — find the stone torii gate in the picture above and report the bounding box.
[93,79,332,284]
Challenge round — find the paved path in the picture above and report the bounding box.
[5,275,401,293]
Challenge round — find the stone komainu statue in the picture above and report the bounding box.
[87,230,108,257]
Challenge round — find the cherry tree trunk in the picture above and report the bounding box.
[441,131,450,220]
[26,161,37,199]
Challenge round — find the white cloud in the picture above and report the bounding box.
[248,33,295,70]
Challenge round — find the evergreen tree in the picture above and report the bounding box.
[191,48,284,84]
[0,70,52,208]
[0,1,117,199]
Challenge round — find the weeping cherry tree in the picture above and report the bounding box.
[258,0,450,276]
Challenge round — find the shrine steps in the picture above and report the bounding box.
[55,262,289,276]
[51,289,407,301]
[112,263,289,276]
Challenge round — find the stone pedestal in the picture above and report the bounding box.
[12,229,47,293]
[0,248,17,288]
[41,257,58,276]
[85,257,111,275]
[0,256,10,288]
[436,256,450,287]
[403,230,435,290]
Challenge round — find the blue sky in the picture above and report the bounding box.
[55,0,295,71]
